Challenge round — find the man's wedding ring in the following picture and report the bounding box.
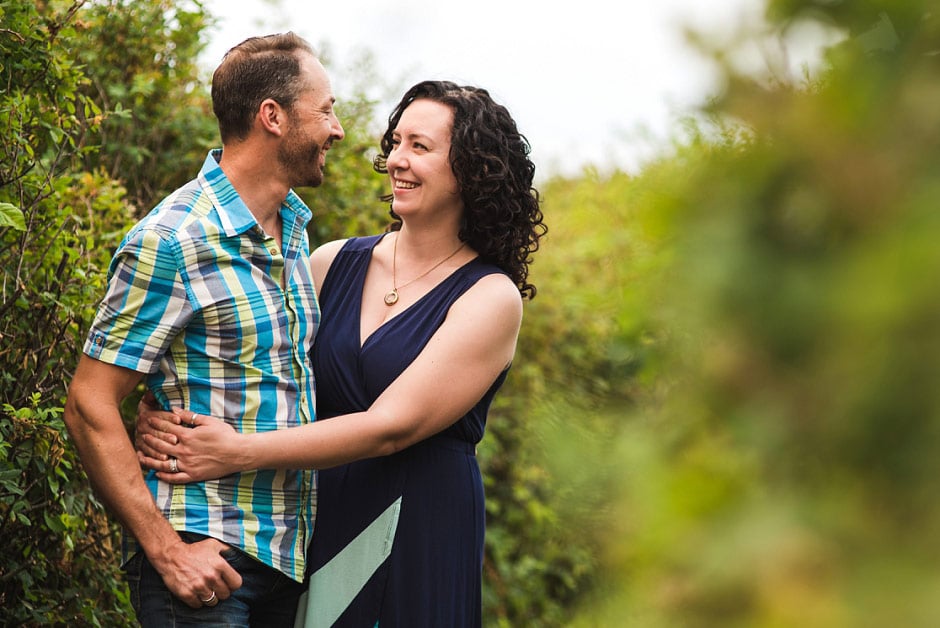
[168,457,179,473]
[201,590,218,606]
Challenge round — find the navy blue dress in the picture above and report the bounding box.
[301,235,509,627]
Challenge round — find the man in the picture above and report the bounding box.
[63,32,344,625]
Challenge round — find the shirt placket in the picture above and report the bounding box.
[277,212,317,580]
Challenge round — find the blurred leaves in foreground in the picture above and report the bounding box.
[551,0,940,625]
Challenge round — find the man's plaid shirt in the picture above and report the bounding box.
[85,150,318,581]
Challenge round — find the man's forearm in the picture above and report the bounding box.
[62,357,186,562]
[64,397,184,561]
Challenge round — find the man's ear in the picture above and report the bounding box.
[257,98,286,137]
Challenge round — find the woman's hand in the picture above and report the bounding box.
[135,391,177,461]
[136,398,246,483]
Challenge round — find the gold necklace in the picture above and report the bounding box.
[384,234,465,306]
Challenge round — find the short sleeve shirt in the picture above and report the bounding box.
[84,150,318,581]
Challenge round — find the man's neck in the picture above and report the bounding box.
[217,143,290,230]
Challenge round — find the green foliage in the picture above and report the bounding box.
[0,202,26,230]
[1,396,131,625]
[74,0,219,212]
[0,2,133,411]
[568,0,940,625]
[478,163,685,625]
[0,0,136,622]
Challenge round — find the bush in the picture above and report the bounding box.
[573,1,940,624]
[0,0,137,623]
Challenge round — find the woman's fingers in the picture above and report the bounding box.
[141,432,178,456]
[172,408,214,428]
[155,469,196,484]
[136,435,169,461]
[137,451,196,484]
[145,410,182,428]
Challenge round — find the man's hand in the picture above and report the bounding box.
[151,537,243,608]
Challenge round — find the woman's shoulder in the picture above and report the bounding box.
[311,239,347,288]
[311,235,387,294]
[457,268,522,319]
[312,234,382,259]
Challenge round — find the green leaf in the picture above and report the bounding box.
[44,510,67,533]
[0,202,26,230]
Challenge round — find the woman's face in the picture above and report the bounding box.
[386,99,463,221]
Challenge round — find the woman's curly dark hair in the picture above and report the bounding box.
[373,80,547,299]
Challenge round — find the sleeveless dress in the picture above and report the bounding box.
[295,234,510,628]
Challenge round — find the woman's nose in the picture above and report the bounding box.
[386,146,407,171]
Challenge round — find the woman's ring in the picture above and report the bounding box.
[168,457,179,473]
[190,412,199,427]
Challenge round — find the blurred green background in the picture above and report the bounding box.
[3,0,940,625]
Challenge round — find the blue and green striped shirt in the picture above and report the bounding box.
[85,150,318,582]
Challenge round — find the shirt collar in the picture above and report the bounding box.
[197,149,313,238]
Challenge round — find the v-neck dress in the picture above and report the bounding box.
[298,234,510,627]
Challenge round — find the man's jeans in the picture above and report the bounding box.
[124,532,305,627]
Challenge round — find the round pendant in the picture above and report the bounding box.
[384,290,399,306]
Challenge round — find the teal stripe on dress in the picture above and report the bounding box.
[294,497,402,628]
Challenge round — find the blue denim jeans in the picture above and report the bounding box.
[124,532,305,627]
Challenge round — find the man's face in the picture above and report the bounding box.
[278,55,344,188]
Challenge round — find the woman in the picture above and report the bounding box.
[137,80,546,626]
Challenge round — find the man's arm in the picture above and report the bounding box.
[63,355,241,607]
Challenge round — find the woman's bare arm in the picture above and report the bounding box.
[137,273,522,481]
